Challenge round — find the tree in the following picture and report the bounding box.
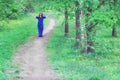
[75,1,81,47]
[85,0,95,53]
[64,6,69,36]
[57,0,73,37]
[82,0,106,53]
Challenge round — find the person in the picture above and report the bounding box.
[36,13,46,37]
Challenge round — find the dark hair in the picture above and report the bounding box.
[39,13,43,17]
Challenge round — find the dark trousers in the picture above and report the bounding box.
[38,26,43,37]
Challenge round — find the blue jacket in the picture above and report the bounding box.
[36,16,46,27]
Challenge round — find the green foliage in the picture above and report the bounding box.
[0,0,24,20]
[21,0,35,13]
[92,10,117,27]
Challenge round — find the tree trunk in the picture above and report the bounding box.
[87,34,94,53]
[81,9,87,53]
[86,6,95,53]
[112,25,117,37]
[75,1,81,47]
[87,42,94,53]
[64,7,69,37]
[112,0,117,37]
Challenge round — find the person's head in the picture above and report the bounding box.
[39,13,43,17]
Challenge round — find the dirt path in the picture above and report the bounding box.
[13,18,60,80]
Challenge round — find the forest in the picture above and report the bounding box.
[0,0,120,80]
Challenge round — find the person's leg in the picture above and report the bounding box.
[38,26,43,37]
[38,26,41,37]
[40,27,43,37]
[38,27,43,37]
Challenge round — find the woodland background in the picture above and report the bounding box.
[0,0,120,80]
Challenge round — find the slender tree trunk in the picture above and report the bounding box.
[75,1,81,47]
[112,24,117,37]
[80,9,87,53]
[112,0,117,37]
[64,7,69,37]
[87,34,94,53]
[86,7,94,53]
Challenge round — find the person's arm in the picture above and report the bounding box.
[36,16,39,19]
[43,16,46,19]
[43,12,51,18]
[29,13,37,18]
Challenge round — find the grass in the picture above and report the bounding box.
[0,14,48,80]
[47,17,120,80]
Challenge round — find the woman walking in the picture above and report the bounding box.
[36,13,46,37]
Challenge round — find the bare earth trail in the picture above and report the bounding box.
[13,18,60,80]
